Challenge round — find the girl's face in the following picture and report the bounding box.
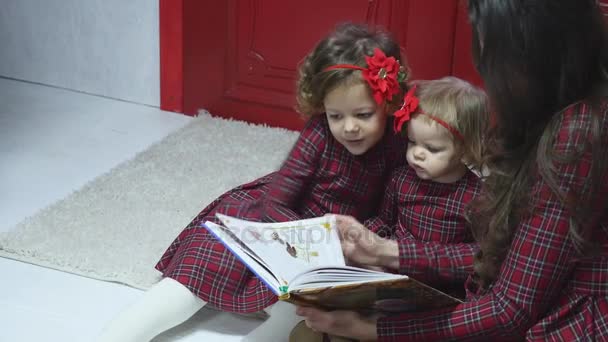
[406,115,466,183]
[323,82,387,155]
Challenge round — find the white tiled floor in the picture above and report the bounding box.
[0,78,264,341]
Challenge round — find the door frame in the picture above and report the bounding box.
[159,0,183,113]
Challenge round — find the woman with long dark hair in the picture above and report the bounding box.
[296,0,608,340]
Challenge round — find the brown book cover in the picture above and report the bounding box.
[283,276,463,314]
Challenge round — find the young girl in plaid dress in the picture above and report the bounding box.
[291,76,489,342]
[296,1,608,340]
[98,23,410,342]
[363,76,488,290]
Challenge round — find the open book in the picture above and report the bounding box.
[204,214,463,313]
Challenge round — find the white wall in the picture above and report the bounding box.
[0,0,159,106]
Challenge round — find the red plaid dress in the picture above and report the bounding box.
[365,166,481,289]
[156,116,406,313]
[598,0,608,18]
[377,99,608,341]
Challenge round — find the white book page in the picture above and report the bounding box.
[215,214,346,285]
[288,266,406,292]
[203,221,282,295]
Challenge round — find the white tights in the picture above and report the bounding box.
[97,277,300,342]
[97,277,206,342]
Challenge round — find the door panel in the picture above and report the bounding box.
[402,1,458,80]
[224,0,396,119]
[167,0,469,130]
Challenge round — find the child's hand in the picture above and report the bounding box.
[344,258,387,272]
[362,265,389,272]
[334,215,399,270]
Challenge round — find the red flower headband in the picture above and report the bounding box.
[323,48,406,105]
[393,85,465,140]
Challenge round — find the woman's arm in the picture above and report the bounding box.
[375,162,583,340]
[396,239,477,286]
[309,158,583,340]
[339,214,477,285]
[336,214,400,270]
[322,107,599,340]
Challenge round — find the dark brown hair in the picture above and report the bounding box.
[467,0,608,288]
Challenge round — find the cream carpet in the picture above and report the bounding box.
[0,112,299,289]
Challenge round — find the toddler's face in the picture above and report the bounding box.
[405,116,466,183]
[323,82,387,155]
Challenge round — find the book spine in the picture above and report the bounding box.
[202,222,281,296]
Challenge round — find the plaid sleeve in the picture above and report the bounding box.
[377,103,601,340]
[364,169,400,238]
[260,117,325,222]
[387,127,408,170]
[398,239,477,286]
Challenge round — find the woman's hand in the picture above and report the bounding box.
[335,214,400,270]
[296,306,378,341]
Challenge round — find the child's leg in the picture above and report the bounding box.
[97,277,206,342]
[157,225,277,313]
[243,301,302,341]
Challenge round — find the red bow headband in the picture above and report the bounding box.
[323,48,406,105]
[323,49,463,140]
[394,85,464,140]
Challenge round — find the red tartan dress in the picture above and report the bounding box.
[365,165,481,289]
[155,116,406,313]
[377,99,608,341]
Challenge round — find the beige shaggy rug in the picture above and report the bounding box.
[0,112,299,289]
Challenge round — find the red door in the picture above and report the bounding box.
[451,0,483,87]
[161,0,479,131]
